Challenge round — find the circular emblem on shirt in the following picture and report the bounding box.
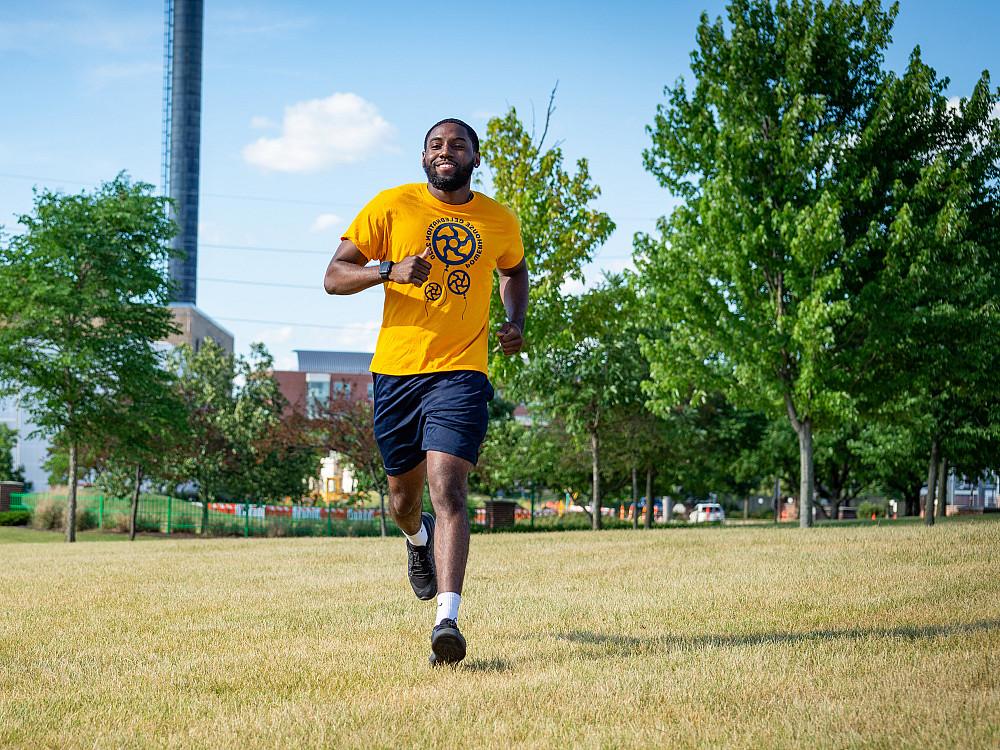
[430,222,477,266]
[424,282,443,301]
[447,270,471,296]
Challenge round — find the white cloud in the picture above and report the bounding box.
[242,93,394,173]
[310,213,343,233]
[250,115,277,130]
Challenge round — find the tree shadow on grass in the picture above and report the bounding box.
[559,619,1000,656]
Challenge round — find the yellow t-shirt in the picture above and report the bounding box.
[343,183,525,376]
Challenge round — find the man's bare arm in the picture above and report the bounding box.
[324,239,433,295]
[496,258,529,355]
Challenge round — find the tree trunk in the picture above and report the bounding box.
[378,489,387,537]
[936,456,948,519]
[644,467,654,529]
[905,485,920,517]
[924,438,939,527]
[66,441,78,543]
[631,466,639,530]
[796,419,815,528]
[590,430,601,531]
[201,493,209,535]
[129,464,143,541]
[783,395,814,528]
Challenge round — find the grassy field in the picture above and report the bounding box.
[0,526,152,544]
[1,518,997,749]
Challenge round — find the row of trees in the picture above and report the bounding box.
[0,177,340,540]
[2,1,996,539]
[472,0,999,528]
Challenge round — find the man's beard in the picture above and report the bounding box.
[423,159,475,192]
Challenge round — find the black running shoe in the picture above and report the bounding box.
[406,512,437,600]
[429,618,466,666]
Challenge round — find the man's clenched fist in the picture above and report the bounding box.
[390,246,434,287]
[496,320,524,356]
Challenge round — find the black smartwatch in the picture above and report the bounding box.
[379,260,394,281]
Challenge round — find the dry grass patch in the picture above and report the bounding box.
[0,519,997,748]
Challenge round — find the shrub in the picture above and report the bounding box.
[109,513,161,534]
[206,520,244,537]
[857,500,887,519]
[0,510,31,526]
[30,500,99,531]
[76,508,97,531]
[31,499,65,530]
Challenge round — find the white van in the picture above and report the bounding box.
[689,503,725,523]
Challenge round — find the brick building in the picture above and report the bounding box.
[275,350,374,415]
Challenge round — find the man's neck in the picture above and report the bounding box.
[426,183,474,205]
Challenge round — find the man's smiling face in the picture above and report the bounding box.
[422,122,480,192]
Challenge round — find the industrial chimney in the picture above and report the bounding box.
[161,0,233,353]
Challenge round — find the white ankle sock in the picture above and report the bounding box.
[435,592,461,625]
[403,519,428,547]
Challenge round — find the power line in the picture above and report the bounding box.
[0,172,356,210]
[200,276,319,290]
[202,191,355,208]
[213,316,378,331]
[0,171,92,187]
[0,172,665,219]
[201,242,332,256]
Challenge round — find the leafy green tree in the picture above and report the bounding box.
[315,395,390,535]
[165,341,233,529]
[851,71,1000,525]
[93,367,189,539]
[512,276,648,529]
[637,0,967,527]
[481,92,616,382]
[228,344,321,504]
[471,414,529,502]
[0,424,26,484]
[0,175,177,541]
[812,421,872,519]
[165,341,319,530]
[856,417,927,516]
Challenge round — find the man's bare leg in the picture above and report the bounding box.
[389,460,439,601]
[425,450,471,664]
[425,450,472,594]
[387,461,426,535]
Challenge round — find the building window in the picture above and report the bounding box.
[333,381,352,397]
[306,373,331,417]
[367,383,374,399]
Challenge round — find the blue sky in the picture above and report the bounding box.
[1,0,997,370]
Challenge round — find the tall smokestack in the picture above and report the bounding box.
[167,0,203,304]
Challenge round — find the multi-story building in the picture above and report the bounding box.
[275,350,375,416]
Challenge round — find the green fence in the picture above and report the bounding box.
[10,492,391,538]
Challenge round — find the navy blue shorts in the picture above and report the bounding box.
[372,370,495,476]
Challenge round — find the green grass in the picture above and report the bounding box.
[0,526,151,544]
[1,518,997,748]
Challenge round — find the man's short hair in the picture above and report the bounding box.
[423,118,480,153]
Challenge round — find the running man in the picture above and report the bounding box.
[323,118,529,665]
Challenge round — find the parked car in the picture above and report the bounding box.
[689,503,725,523]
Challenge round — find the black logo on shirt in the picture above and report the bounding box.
[426,218,483,268]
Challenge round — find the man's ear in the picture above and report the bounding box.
[474,154,481,168]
